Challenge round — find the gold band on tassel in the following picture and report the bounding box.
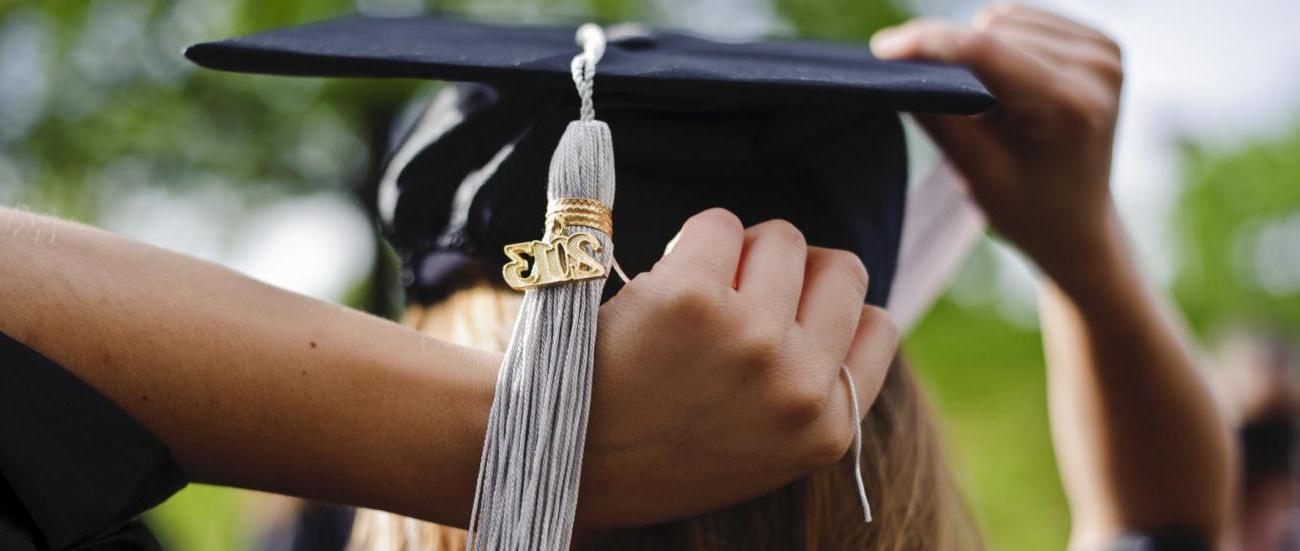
[502,198,612,291]
[545,198,613,239]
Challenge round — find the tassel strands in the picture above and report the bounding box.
[467,24,615,551]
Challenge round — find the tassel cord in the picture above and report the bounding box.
[570,23,605,123]
[467,23,615,551]
[468,22,872,551]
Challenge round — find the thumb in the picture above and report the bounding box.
[652,208,745,287]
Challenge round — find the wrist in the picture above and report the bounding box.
[1028,203,1141,313]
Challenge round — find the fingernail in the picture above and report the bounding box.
[870,29,906,58]
[663,230,682,257]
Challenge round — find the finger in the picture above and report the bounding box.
[871,18,1062,110]
[654,208,745,286]
[983,2,1118,50]
[870,18,973,63]
[977,18,1124,85]
[797,248,869,362]
[976,23,1087,66]
[736,220,807,319]
[816,369,859,455]
[813,349,882,456]
[842,306,899,416]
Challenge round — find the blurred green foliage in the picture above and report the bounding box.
[777,0,905,41]
[1175,126,1300,338]
[148,485,251,551]
[0,0,411,221]
[906,299,1069,550]
[4,0,1298,549]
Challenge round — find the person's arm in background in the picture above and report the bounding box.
[0,205,894,530]
[872,3,1232,546]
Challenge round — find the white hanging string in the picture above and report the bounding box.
[841,363,873,523]
[610,259,631,284]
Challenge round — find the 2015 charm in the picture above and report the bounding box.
[502,198,611,291]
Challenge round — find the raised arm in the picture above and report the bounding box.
[0,206,896,530]
[873,3,1232,544]
[0,205,499,525]
[1037,210,1231,544]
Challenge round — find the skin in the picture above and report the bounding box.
[873,3,1233,547]
[0,205,894,530]
[4,3,1231,545]
[585,213,896,527]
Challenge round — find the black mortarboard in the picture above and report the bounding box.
[186,16,992,307]
[185,16,990,113]
[188,17,993,547]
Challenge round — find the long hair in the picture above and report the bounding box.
[348,282,980,550]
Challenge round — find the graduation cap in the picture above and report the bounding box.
[187,16,992,549]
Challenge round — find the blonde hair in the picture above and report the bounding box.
[349,282,979,550]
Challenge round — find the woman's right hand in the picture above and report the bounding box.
[875,8,1234,542]
[578,208,898,528]
[871,3,1125,282]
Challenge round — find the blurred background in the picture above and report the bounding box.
[2,0,1298,548]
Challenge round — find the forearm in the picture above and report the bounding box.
[1036,206,1232,542]
[0,206,497,526]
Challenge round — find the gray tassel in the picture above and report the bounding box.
[467,24,614,551]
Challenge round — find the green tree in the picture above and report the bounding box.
[1174,125,1300,338]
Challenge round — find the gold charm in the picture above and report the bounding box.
[502,233,606,290]
[502,198,612,291]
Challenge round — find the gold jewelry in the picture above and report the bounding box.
[545,198,613,239]
[502,198,612,290]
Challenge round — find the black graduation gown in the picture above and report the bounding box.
[0,331,185,550]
